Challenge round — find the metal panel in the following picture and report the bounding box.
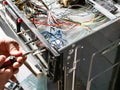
[59,19,120,90]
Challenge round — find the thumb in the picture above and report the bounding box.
[10,49,22,56]
[0,55,6,67]
[9,43,22,57]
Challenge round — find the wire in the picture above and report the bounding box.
[41,30,68,49]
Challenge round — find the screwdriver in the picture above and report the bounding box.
[0,50,37,69]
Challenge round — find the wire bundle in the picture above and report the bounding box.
[41,29,68,49]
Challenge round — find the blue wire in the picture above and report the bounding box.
[41,30,68,49]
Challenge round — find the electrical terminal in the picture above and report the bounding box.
[17,29,30,35]
[25,38,38,45]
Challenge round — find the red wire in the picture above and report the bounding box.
[30,19,63,27]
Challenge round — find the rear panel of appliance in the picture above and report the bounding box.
[60,19,120,90]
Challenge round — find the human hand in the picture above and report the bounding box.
[0,55,15,90]
[0,36,26,89]
[0,36,26,68]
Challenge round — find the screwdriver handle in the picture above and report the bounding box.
[0,56,17,69]
[0,50,36,69]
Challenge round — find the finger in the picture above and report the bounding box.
[0,68,5,73]
[17,56,27,63]
[0,66,14,88]
[5,67,13,74]
[10,75,18,82]
[13,68,19,74]
[0,65,13,74]
[4,67,14,78]
[8,41,23,56]
[13,56,27,68]
[10,75,19,84]
[13,62,21,68]
[0,55,6,67]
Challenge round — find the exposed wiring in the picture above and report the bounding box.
[11,0,109,49]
